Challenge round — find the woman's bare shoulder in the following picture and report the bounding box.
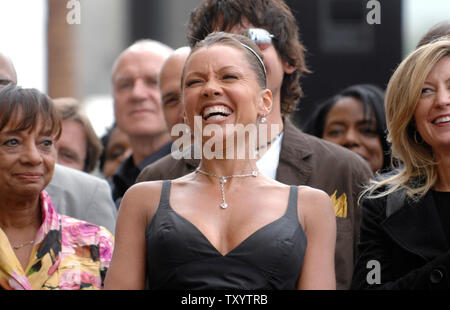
[298,185,331,200]
[297,186,336,231]
[123,180,164,202]
[119,180,165,223]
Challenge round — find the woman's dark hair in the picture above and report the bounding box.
[303,84,391,172]
[187,0,309,117]
[0,84,61,139]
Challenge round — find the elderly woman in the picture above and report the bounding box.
[303,84,390,173]
[0,85,113,290]
[351,37,450,289]
[105,32,336,290]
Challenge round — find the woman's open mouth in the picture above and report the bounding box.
[201,105,233,121]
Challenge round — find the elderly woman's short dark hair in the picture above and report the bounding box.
[0,84,61,138]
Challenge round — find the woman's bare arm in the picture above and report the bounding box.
[104,181,162,289]
[297,187,337,290]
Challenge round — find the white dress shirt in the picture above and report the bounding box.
[256,132,284,180]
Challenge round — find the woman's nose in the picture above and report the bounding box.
[202,80,222,98]
[21,143,43,165]
[435,86,450,108]
[342,128,360,148]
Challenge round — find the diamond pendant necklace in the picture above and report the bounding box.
[195,167,259,209]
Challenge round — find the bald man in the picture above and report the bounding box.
[0,52,117,233]
[159,46,191,139]
[110,40,174,205]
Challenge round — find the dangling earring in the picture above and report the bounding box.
[260,115,267,124]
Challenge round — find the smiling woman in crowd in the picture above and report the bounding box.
[352,37,450,290]
[0,85,113,290]
[303,84,390,174]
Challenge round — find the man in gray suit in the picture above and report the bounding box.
[0,52,117,234]
[46,164,117,233]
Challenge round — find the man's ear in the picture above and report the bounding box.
[258,88,273,117]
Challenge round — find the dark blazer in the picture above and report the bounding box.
[136,119,373,289]
[111,142,172,206]
[351,190,450,289]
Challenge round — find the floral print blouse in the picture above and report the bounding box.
[0,190,114,290]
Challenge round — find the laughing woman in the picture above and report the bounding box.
[0,85,113,290]
[105,32,336,290]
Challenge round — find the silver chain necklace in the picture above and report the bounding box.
[195,167,258,209]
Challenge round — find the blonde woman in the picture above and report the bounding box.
[351,37,450,289]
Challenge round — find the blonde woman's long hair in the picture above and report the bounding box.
[364,37,450,201]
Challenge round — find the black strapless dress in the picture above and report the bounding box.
[146,180,307,289]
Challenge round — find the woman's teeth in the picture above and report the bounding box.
[202,105,233,120]
[433,116,450,124]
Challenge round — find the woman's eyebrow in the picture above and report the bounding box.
[326,121,346,126]
[1,128,25,135]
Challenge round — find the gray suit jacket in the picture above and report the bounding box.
[46,164,117,234]
[136,120,373,289]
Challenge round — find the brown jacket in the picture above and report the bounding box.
[136,120,373,289]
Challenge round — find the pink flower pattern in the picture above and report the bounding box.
[0,190,114,290]
[9,271,32,290]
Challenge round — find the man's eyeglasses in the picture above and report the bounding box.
[243,28,274,51]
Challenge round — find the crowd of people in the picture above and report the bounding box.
[0,0,449,291]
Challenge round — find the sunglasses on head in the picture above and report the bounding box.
[243,28,274,50]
